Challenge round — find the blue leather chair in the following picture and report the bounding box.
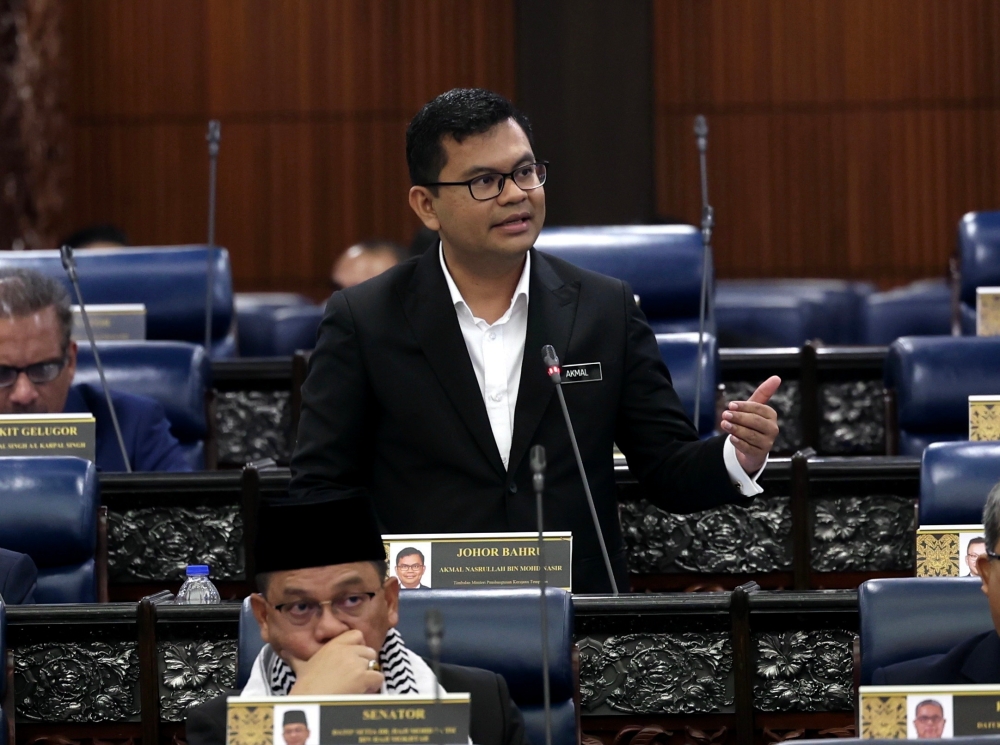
[534,225,711,334]
[75,341,212,470]
[885,336,1000,455]
[958,211,1000,335]
[0,458,100,603]
[237,305,324,357]
[919,441,1000,525]
[859,577,992,686]
[656,333,717,436]
[0,246,236,358]
[716,279,874,347]
[237,588,578,745]
[862,279,952,345]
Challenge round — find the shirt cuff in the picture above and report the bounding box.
[723,437,766,497]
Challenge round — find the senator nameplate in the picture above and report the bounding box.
[859,684,1000,739]
[916,525,987,577]
[977,287,1000,336]
[969,395,1000,442]
[227,694,470,745]
[383,532,572,590]
[0,413,95,461]
[72,303,146,342]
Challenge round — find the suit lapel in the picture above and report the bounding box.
[960,630,1000,683]
[400,249,506,478]
[507,249,579,475]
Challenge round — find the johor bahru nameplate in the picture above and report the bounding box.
[382,532,572,590]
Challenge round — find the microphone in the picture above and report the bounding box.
[692,115,715,434]
[425,608,444,743]
[530,445,553,745]
[540,346,619,595]
[60,245,132,473]
[204,120,222,352]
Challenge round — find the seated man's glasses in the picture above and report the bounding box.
[0,357,67,388]
[419,161,548,202]
[396,564,424,572]
[265,592,378,625]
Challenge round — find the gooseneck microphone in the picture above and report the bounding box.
[425,608,444,744]
[204,120,221,352]
[691,115,715,435]
[530,445,553,745]
[60,245,132,473]
[541,345,619,595]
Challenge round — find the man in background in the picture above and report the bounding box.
[61,224,128,249]
[0,548,37,604]
[330,240,406,291]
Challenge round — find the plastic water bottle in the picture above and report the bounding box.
[175,565,221,604]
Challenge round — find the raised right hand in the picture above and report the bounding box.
[286,629,384,695]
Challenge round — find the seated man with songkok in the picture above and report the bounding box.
[0,268,190,472]
[873,481,1000,684]
[185,497,528,745]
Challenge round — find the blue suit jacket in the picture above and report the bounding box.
[64,383,192,473]
[872,630,1000,685]
[0,548,37,604]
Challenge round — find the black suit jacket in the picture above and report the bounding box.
[0,548,37,604]
[185,662,527,745]
[290,247,746,592]
[872,630,1000,685]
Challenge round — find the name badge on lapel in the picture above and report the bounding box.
[561,362,602,384]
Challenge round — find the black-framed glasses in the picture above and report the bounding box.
[396,564,425,571]
[0,357,68,388]
[419,161,548,201]
[264,592,378,625]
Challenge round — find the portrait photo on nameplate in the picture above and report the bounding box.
[916,526,986,577]
[382,532,572,590]
[0,413,95,461]
[859,685,1000,739]
[228,694,470,745]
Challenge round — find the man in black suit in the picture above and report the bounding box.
[873,482,1000,684]
[0,547,37,604]
[290,88,781,593]
[186,498,526,745]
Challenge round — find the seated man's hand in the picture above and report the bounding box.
[723,375,781,475]
[287,629,384,695]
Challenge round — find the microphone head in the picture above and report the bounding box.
[541,345,559,367]
[59,244,75,272]
[694,115,708,138]
[530,445,546,475]
[425,608,444,637]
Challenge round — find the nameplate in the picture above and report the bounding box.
[228,694,469,745]
[977,287,1000,336]
[560,362,602,384]
[383,532,572,590]
[859,685,1000,739]
[969,396,1000,441]
[72,304,146,342]
[0,413,95,461]
[916,525,987,577]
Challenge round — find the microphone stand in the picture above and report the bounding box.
[425,609,444,745]
[693,115,714,434]
[204,120,221,352]
[60,245,131,473]
[541,345,619,595]
[530,445,553,745]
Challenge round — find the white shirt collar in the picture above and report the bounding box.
[439,242,531,319]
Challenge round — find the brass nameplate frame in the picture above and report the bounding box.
[228,694,470,745]
[860,684,1000,739]
[383,532,572,590]
[969,396,1000,442]
[0,413,95,462]
[72,303,147,342]
[977,287,1000,336]
[915,525,987,577]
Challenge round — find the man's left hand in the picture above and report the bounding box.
[722,375,781,475]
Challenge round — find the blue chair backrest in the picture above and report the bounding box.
[862,279,952,345]
[920,441,1000,525]
[535,225,709,333]
[237,305,324,357]
[885,336,1000,455]
[715,293,818,348]
[656,333,717,435]
[959,211,1000,315]
[75,341,210,468]
[858,577,992,685]
[0,246,234,354]
[237,589,577,745]
[0,457,99,603]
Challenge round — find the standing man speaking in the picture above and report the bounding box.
[290,88,780,593]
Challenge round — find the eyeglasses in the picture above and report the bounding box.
[396,564,424,571]
[419,161,548,202]
[915,715,944,724]
[263,591,379,626]
[0,357,68,388]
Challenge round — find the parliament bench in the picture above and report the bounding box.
[919,441,1000,525]
[957,210,1000,335]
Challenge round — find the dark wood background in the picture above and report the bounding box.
[60,0,1000,297]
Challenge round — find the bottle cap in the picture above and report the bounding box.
[186,564,210,576]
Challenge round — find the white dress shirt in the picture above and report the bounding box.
[439,245,764,494]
